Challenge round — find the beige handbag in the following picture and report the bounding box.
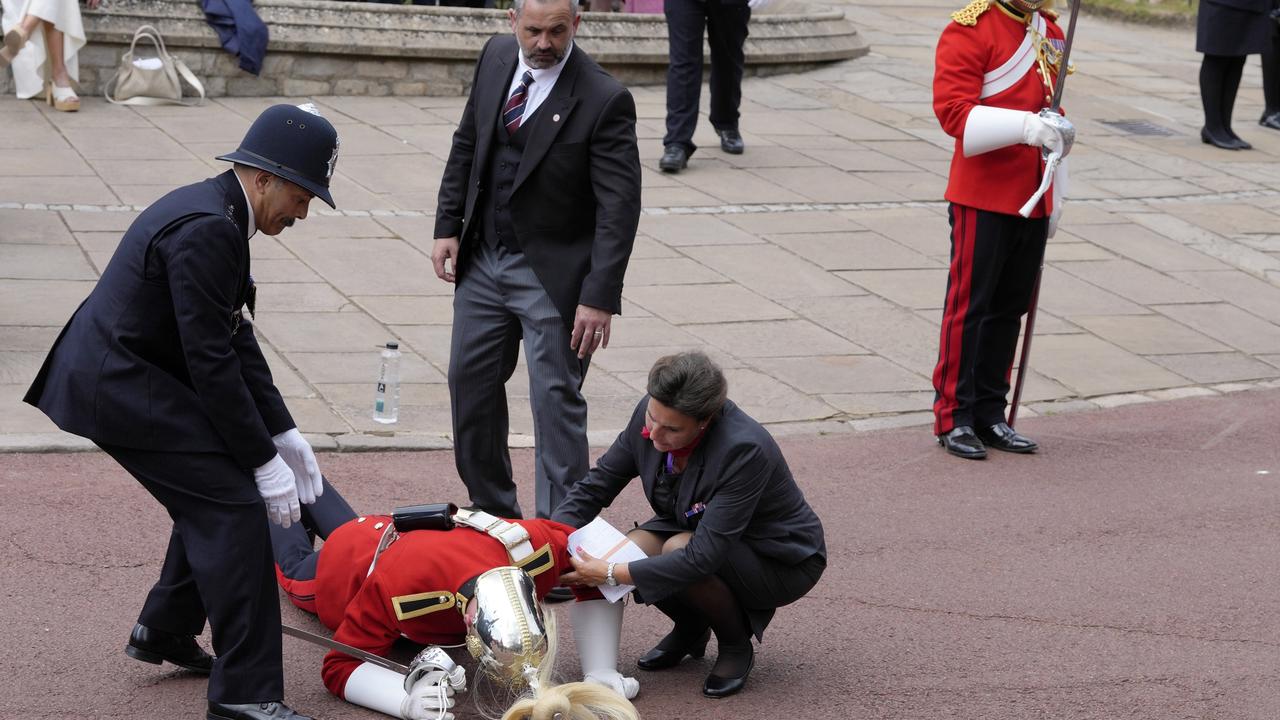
[104,25,205,106]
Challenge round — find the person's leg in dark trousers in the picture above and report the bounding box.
[449,241,524,518]
[933,204,1006,435]
[706,0,751,135]
[101,445,283,704]
[497,247,590,520]
[271,476,355,580]
[663,0,709,155]
[971,214,1047,428]
[1264,21,1280,122]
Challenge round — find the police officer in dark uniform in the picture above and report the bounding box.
[24,104,340,720]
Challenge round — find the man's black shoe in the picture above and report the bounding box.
[976,422,1038,454]
[1260,112,1280,131]
[717,128,745,154]
[126,623,214,674]
[937,426,986,460]
[207,701,313,720]
[659,145,688,173]
[544,585,575,603]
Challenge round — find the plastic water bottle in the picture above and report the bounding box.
[373,342,400,424]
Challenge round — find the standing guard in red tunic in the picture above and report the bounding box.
[931,0,1076,460]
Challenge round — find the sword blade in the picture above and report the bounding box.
[282,624,411,675]
[1049,0,1081,111]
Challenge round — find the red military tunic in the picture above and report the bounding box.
[934,0,1065,217]
[308,516,577,697]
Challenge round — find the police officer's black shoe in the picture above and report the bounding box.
[976,422,1038,454]
[717,128,745,154]
[937,426,986,460]
[207,701,313,720]
[1260,112,1280,131]
[126,623,214,674]
[660,145,689,173]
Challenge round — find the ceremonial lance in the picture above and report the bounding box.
[1008,0,1080,428]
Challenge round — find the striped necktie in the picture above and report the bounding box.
[503,71,535,134]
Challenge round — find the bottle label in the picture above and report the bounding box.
[377,382,386,393]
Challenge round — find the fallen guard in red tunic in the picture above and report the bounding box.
[270,479,638,720]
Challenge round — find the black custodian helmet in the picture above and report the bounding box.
[217,103,339,208]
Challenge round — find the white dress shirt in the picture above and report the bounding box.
[233,171,258,239]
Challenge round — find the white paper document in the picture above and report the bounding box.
[567,517,649,603]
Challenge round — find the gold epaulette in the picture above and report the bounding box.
[1041,6,1059,19]
[951,0,991,25]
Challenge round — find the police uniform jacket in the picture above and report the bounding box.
[553,397,827,607]
[312,517,576,697]
[934,0,1065,217]
[434,35,642,326]
[24,170,293,469]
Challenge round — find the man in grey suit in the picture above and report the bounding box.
[430,0,642,521]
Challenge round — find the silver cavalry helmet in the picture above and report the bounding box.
[463,566,549,691]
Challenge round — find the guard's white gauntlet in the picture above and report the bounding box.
[272,427,323,505]
[252,454,300,527]
[963,106,1075,158]
[400,646,466,720]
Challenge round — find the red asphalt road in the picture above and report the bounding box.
[3,389,1280,720]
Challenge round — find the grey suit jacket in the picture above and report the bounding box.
[553,396,827,604]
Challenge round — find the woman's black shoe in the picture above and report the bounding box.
[1261,112,1280,131]
[1201,126,1241,150]
[637,628,710,671]
[703,644,754,699]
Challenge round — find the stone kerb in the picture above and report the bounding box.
[0,0,867,97]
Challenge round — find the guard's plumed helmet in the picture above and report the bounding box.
[217,103,339,208]
[464,566,549,692]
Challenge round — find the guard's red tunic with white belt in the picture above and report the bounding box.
[934,3,1065,217]
[296,516,576,697]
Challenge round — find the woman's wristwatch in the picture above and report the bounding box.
[605,562,619,586]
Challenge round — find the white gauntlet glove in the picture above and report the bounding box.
[253,454,301,527]
[271,428,323,505]
[1022,112,1063,155]
[401,668,466,720]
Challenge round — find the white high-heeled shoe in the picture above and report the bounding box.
[47,82,80,112]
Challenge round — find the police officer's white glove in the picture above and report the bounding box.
[272,428,323,505]
[400,667,466,720]
[253,454,301,528]
[748,0,772,9]
[584,670,640,699]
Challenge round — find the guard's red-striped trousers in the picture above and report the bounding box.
[932,203,1048,436]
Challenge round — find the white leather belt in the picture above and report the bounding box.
[452,508,536,564]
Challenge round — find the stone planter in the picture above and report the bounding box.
[1,0,867,97]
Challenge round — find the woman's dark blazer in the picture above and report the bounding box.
[553,396,826,607]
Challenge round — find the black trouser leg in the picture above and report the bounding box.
[101,445,284,704]
[972,216,1047,427]
[706,0,750,133]
[663,0,708,153]
[1264,30,1280,115]
[138,528,207,637]
[270,476,355,579]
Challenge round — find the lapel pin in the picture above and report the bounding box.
[553,113,561,122]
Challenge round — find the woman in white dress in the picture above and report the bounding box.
[1,0,98,111]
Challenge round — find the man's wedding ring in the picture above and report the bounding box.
[593,329,603,335]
